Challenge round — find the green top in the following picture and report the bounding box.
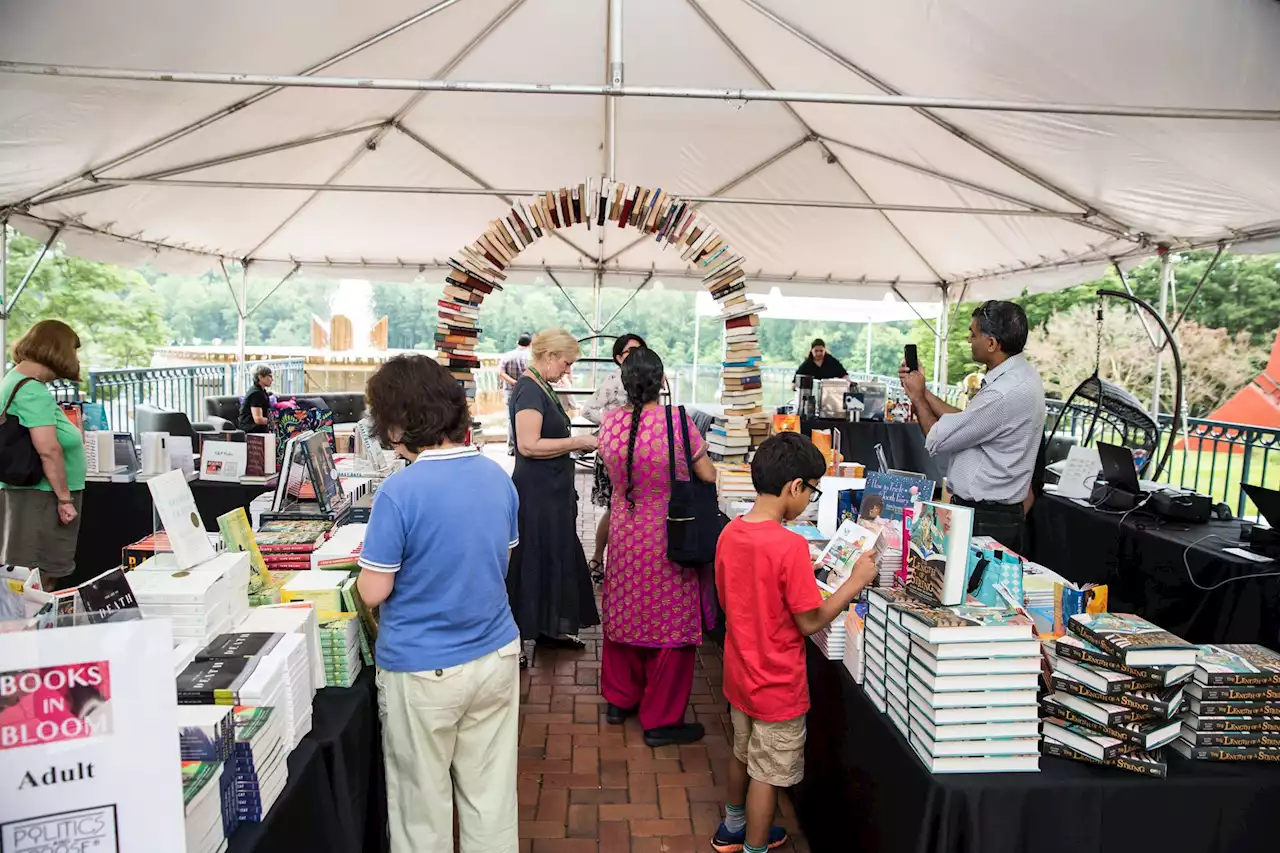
[0,368,86,493]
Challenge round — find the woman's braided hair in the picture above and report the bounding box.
[620,347,664,509]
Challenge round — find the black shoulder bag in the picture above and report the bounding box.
[665,405,723,567]
[0,378,47,487]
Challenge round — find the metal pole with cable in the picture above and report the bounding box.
[1151,248,1172,421]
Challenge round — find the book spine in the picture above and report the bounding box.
[1066,618,1124,660]
[1201,671,1280,687]
[1190,717,1280,733]
[1186,729,1280,747]
[1054,641,1162,688]
[1195,684,1280,701]
[1197,699,1280,717]
[1182,744,1280,762]
[1051,678,1152,723]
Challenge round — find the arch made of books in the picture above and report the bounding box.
[436,180,768,451]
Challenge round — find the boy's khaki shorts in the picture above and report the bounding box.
[730,707,807,788]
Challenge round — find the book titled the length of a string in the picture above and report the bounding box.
[1193,644,1280,686]
[1171,739,1280,762]
[1180,712,1280,733]
[1039,737,1169,778]
[1050,671,1186,719]
[896,603,1035,645]
[1054,634,1194,687]
[1040,696,1182,751]
[1068,612,1198,667]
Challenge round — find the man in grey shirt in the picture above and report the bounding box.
[899,300,1044,553]
[498,332,532,454]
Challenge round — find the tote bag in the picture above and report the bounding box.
[665,405,722,568]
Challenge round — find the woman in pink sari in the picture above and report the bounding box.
[598,348,717,747]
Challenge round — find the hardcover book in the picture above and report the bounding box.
[1185,681,1280,702]
[1050,672,1185,719]
[1054,634,1192,687]
[1194,644,1280,687]
[1187,697,1280,717]
[1068,612,1198,667]
[1041,716,1134,761]
[1048,650,1156,696]
[898,604,1036,645]
[1046,687,1158,726]
[1171,740,1280,762]
[1039,696,1181,750]
[1179,726,1280,747]
[858,471,935,553]
[905,501,974,606]
[1039,738,1168,778]
[1180,713,1280,733]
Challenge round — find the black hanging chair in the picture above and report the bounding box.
[1046,289,1184,481]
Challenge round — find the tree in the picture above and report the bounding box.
[4,228,170,371]
[1023,302,1265,417]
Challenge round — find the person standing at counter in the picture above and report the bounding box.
[793,338,849,382]
[898,300,1044,553]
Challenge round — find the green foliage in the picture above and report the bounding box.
[4,228,170,370]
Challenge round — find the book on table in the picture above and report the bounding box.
[1038,738,1169,778]
[1193,644,1280,686]
[1054,633,1194,687]
[904,501,974,606]
[1170,739,1280,762]
[897,603,1036,644]
[1041,716,1134,761]
[1068,612,1198,667]
[1179,725,1280,747]
[1179,712,1280,733]
[1049,671,1186,719]
[1184,680,1280,702]
[907,734,1040,774]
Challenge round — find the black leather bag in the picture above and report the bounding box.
[665,405,723,567]
[0,378,47,487]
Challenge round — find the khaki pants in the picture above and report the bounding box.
[377,638,521,853]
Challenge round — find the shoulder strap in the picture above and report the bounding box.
[3,377,38,417]
[665,405,679,482]
[677,405,696,469]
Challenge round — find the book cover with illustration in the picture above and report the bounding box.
[1068,612,1198,667]
[1054,634,1193,687]
[1040,696,1181,750]
[217,508,271,594]
[813,520,881,586]
[896,603,1035,644]
[1194,644,1280,687]
[905,502,974,606]
[858,471,934,551]
[1051,672,1186,719]
[771,414,800,434]
[1186,680,1280,702]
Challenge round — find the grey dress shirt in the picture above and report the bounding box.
[924,354,1045,504]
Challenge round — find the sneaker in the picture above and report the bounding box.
[605,704,635,725]
[642,722,705,747]
[710,822,789,853]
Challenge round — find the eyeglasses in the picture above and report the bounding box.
[800,481,823,504]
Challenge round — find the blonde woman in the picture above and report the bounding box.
[507,329,600,667]
[0,320,86,590]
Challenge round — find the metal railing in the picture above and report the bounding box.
[84,358,306,436]
[1045,400,1280,520]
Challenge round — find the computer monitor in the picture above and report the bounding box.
[1242,483,1280,529]
[1096,442,1141,494]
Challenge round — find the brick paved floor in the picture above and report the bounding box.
[509,454,810,852]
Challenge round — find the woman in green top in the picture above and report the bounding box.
[0,320,86,589]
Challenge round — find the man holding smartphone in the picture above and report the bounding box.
[898,301,1044,553]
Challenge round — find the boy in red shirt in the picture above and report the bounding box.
[712,433,876,853]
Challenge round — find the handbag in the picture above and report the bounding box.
[665,405,723,568]
[0,378,47,487]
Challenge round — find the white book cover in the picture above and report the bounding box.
[200,441,246,483]
[167,435,196,476]
[146,469,217,569]
[140,431,170,476]
[0,618,185,852]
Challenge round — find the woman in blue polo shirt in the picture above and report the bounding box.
[356,354,520,853]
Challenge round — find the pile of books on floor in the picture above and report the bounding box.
[1039,614,1196,776]
[1174,643,1280,761]
[319,612,364,688]
[867,588,1042,773]
[176,631,314,748]
[255,520,333,572]
[126,552,250,644]
[708,416,751,463]
[310,523,366,571]
[231,706,290,823]
[182,759,235,853]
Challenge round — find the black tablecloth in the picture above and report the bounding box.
[72,479,273,586]
[800,418,940,482]
[794,641,1280,853]
[1028,493,1280,648]
[230,669,387,853]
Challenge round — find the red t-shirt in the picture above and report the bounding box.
[715,516,823,722]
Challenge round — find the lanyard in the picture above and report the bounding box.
[527,366,570,425]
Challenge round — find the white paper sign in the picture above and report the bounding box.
[1056,446,1103,500]
[200,441,246,482]
[0,618,185,853]
[146,469,216,569]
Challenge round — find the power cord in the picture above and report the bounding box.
[1183,534,1280,591]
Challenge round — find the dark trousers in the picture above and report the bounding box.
[951,496,1026,555]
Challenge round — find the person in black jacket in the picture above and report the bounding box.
[794,339,849,382]
[238,365,274,433]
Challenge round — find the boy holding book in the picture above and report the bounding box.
[712,433,876,853]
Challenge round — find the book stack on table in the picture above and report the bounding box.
[708,416,751,464]
[1174,643,1280,762]
[231,706,290,823]
[254,519,334,572]
[1039,615,1196,776]
[179,704,237,764]
[867,588,1042,773]
[310,523,366,571]
[238,603,326,692]
[126,553,250,644]
[319,612,364,688]
[182,760,235,853]
[714,462,754,507]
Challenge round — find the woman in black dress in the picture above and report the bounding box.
[508,329,600,667]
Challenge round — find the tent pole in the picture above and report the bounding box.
[1112,261,1160,350]
[0,216,8,360]
[3,62,1273,123]
[865,323,872,374]
[4,226,61,322]
[937,284,950,388]
[238,263,250,368]
[1151,249,1172,421]
[691,310,701,406]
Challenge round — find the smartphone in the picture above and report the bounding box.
[904,344,919,372]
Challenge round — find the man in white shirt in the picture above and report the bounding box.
[498,333,532,455]
[899,301,1045,553]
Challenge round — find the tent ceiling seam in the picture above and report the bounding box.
[686,0,944,282]
[732,0,1140,241]
[12,0,470,210]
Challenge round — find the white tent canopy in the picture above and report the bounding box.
[2,0,1280,304]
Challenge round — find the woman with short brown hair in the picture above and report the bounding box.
[0,320,87,589]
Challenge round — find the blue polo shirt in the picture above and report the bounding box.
[358,445,520,672]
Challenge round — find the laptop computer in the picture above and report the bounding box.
[1242,483,1280,529]
[1096,442,1141,494]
